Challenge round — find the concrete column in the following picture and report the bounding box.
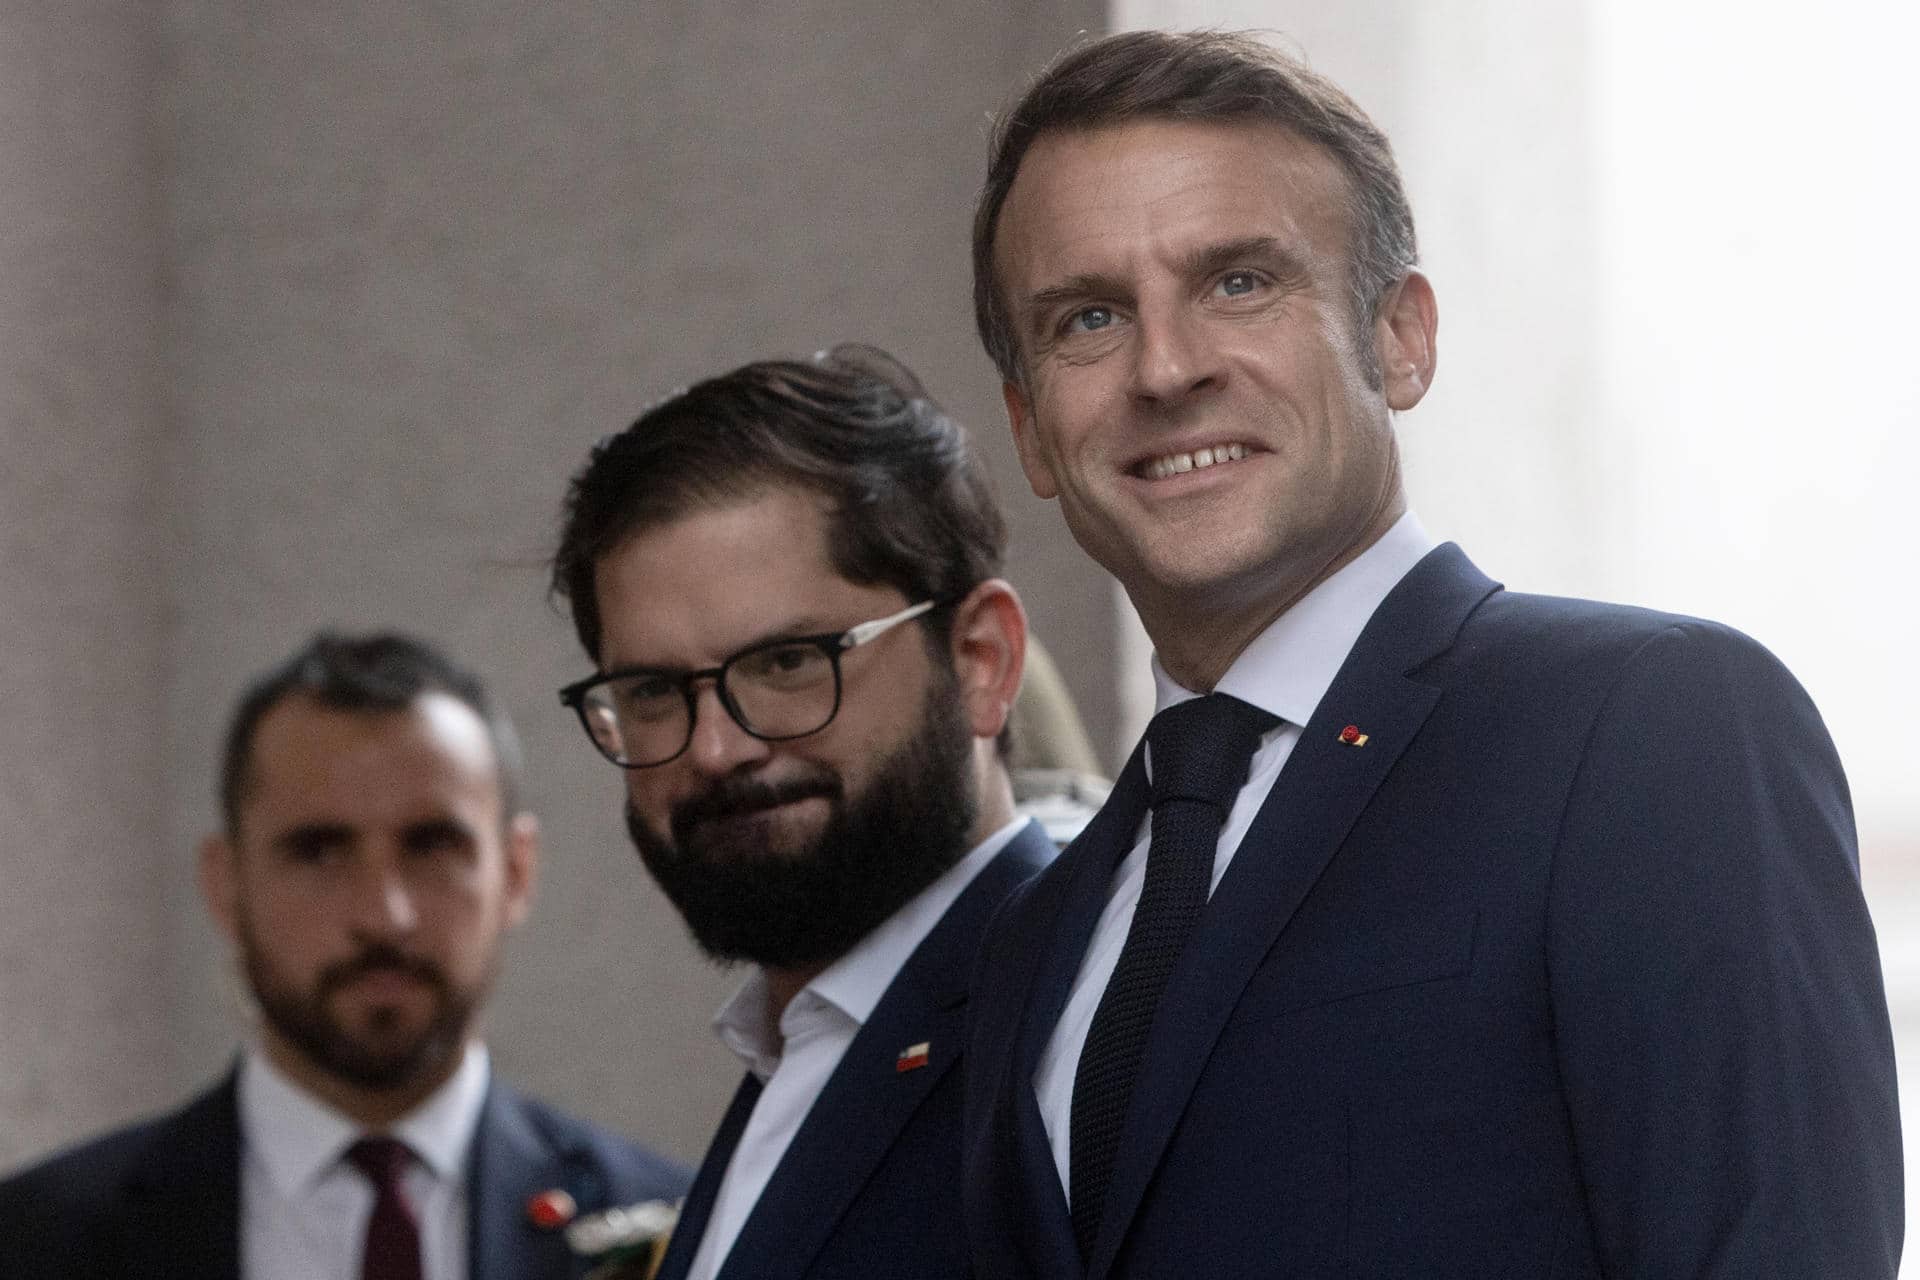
[0,3,175,1169]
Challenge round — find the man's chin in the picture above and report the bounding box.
[320,1028,454,1091]
[308,998,457,1079]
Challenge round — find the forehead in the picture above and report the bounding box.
[592,486,898,668]
[995,117,1355,290]
[237,692,502,829]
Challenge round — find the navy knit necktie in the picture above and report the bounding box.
[345,1136,423,1280]
[1069,692,1278,1260]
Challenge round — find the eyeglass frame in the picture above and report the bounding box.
[557,598,947,768]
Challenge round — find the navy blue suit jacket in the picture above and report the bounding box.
[0,1072,690,1280]
[963,545,1901,1278]
[654,823,1054,1280]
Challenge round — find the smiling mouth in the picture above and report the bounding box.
[1136,442,1250,480]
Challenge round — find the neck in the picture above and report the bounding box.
[761,965,824,1023]
[1141,501,1404,692]
[968,748,1017,845]
[259,1029,468,1131]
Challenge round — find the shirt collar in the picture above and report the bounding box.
[1151,511,1437,725]
[238,1039,491,1194]
[711,817,1032,1080]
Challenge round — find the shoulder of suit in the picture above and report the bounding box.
[486,1079,691,1200]
[1453,588,1785,682]
[0,1081,232,1226]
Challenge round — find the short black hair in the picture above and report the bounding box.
[550,343,1007,664]
[218,631,523,831]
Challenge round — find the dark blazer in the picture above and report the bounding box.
[654,822,1054,1280]
[963,545,1902,1279]
[0,1072,690,1280]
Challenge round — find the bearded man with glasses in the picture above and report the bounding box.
[549,344,1054,1280]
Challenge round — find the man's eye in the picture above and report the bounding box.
[285,838,332,863]
[405,824,470,859]
[1217,271,1261,298]
[612,677,681,722]
[735,644,829,687]
[1064,306,1114,335]
[764,645,817,674]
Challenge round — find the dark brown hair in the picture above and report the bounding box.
[550,344,1006,665]
[973,29,1418,385]
[220,631,522,831]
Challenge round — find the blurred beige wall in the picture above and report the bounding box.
[0,2,1111,1171]
[0,1,176,1172]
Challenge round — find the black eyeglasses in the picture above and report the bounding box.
[559,600,940,768]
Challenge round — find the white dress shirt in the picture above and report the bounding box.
[1034,513,1437,1197]
[237,1040,490,1280]
[683,818,1032,1280]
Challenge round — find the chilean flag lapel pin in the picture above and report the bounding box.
[1337,724,1369,747]
[526,1187,577,1230]
[896,1041,931,1073]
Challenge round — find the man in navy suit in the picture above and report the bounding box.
[0,632,688,1279]
[960,30,1902,1278]
[548,345,1053,1280]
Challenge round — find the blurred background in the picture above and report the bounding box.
[5,0,1915,1252]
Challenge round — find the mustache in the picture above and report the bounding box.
[671,770,840,831]
[317,943,447,997]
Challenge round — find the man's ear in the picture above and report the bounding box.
[199,833,241,945]
[501,812,540,930]
[946,578,1028,743]
[1375,269,1439,411]
[1001,380,1059,500]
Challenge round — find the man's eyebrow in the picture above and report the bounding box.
[1022,271,1133,331]
[273,822,354,852]
[1181,235,1310,285]
[400,817,475,846]
[599,616,846,679]
[1020,238,1311,331]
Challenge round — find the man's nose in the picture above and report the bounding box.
[1130,302,1225,406]
[682,681,772,776]
[348,858,420,935]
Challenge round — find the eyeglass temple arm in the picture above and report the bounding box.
[840,598,938,648]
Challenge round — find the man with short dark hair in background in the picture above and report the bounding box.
[960,29,1902,1278]
[0,632,688,1280]
[550,344,1052,1280]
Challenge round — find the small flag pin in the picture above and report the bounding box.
[896,1041,931,1073]
[1337,724,1369,747]
[527,1187,577,1230]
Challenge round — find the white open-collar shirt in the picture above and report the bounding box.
[237,1040,489,1280]
[1033,513,1437,1197]
[683,817,1031,1280]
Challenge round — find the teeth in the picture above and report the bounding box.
[1145,443,1248,479]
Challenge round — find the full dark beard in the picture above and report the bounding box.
[626,673,978,969]
[240,927,477,1092]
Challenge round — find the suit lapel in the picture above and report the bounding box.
[118,1077,242,1280]
[1019,747,1150,1083]
[652,1075,761,1280]
[716,827,1052,1280]
[982,750,1147,1268]
[470,1082,602,1280]
[1087,545,1500,1280]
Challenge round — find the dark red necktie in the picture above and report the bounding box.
[344,1136,424,1280]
